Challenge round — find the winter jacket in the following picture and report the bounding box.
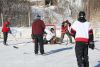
[2,21,11,32]
[32,19,45,35]
[61,26,68,34]
[70,20,94,43]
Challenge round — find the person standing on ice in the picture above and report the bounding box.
[61,20,72,43]
[32,15,45,55]
[70,11,95,67]
[2,18,12,45]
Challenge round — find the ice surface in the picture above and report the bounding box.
[0,37,100,67]
[0,27,100,67]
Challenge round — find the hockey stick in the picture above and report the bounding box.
[10,33,17,41]
[10,33,19,49]
[13,41,33,49]
[94,47,100,51]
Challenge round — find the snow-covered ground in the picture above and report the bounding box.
[0,38,100,67]
[0,27,100,67]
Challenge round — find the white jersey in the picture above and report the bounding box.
[71,20,92,42]
[45,29,56,41]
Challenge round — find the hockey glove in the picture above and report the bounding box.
[8,30,12,34]
[31,34,36,39]
[89,41,95,50]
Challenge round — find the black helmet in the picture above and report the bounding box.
[78,11,86,22]
[50,28,54,31]
[37,15,41,18]
[79,11,85,17]
[36,14,41,19]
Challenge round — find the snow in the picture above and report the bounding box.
[0,27,100,67]
[0,38,100,67]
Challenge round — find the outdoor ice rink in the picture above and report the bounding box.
[0,38,100,67]
[0,0,100,67]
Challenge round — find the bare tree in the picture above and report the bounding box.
[0,0,30,27]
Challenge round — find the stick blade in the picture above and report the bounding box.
[13,46,19,49]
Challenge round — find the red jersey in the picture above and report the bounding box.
[32,19,45,35]
[2,21,10,32]
[61,26,68,33]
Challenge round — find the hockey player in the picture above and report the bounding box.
[61,20,72,43]
[2,18,12,45]
[32,15,45,55]
[70,11,95,67]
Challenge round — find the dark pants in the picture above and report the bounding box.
[61,31,72,43]
[3,32,8,45]
[75,42,89,67]
[34,35,44,54]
